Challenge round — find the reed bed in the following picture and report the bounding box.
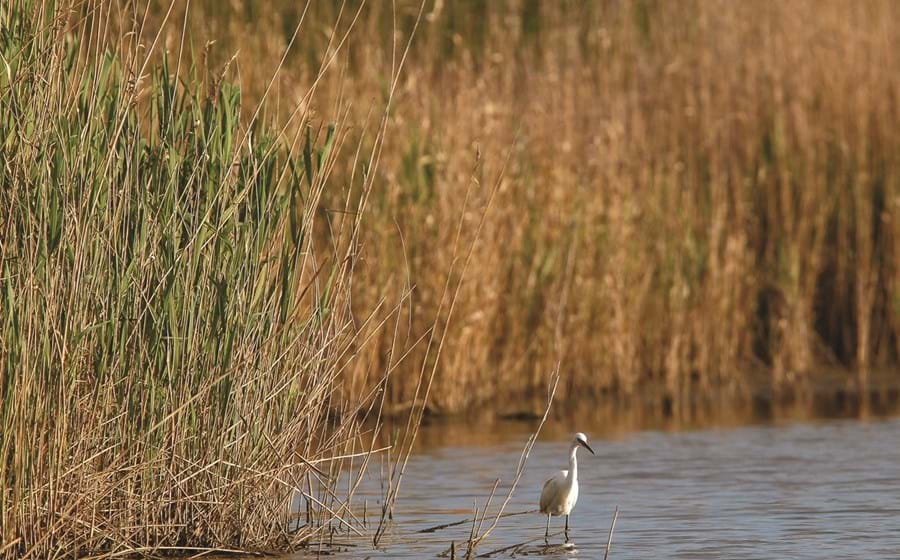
[0,1,424,557]
[2,0,900,552]
[350,0,900,414]
[173,0,900,415]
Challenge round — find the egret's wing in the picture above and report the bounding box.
[539,478,556,512]
[539,471,566,513]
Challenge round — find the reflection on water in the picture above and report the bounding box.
[284,414,900,559]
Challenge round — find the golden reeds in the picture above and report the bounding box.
[231,0,898,415]
[2,0,899,554]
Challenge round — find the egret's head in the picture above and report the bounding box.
[574,432,595,455]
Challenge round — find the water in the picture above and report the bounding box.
[287,417,900,559]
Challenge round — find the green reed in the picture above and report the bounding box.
[1,2,392,557]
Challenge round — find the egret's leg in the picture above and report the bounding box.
[565,515,570,541]
[545,514,551,543]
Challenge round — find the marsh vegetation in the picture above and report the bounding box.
[168,0,900,415]
[1,0,899,557]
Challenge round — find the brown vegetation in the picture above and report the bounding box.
[176,0,900,414]
[2,0,899,555]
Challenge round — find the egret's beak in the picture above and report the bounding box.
[580,441,595,455]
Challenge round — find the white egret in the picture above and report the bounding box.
[539,432,595,542]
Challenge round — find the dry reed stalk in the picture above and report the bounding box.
[604,506,619,560]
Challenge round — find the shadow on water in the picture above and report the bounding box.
[402,368,900,454]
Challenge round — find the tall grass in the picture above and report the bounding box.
[0,1,412,557]
[290,1,900,414]
[172,0,900,415]
[1,0,898,555]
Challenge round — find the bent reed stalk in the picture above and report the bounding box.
[0,1,414,557]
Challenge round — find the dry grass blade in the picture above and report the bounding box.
[604,507,619,560]
[417,510,538,535]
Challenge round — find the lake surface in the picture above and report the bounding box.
[287,416,900,559]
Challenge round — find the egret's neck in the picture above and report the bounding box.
[567,443,579,481]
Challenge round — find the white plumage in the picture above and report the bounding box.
[539,432,594,542]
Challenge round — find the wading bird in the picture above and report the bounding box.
[539,432,595,543]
